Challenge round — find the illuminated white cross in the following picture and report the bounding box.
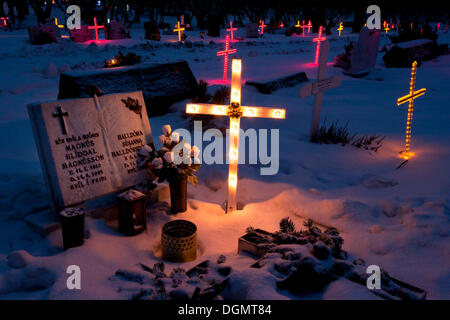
[186,59,286,213]
[299,40,342,140]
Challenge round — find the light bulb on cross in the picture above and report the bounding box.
[217,34,237,81]
[396,61,426,160]
[186,59,286,213]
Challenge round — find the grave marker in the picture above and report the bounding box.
[217,34,237,81]
[299,40,342,139]
[27,91,153,210]
[227,21,237,41]
[396,61,426,160]
[313,26,326,64]
[186,59,286,212]
[88,17,105,42]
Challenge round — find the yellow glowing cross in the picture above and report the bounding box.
[295,20,301,28]
[396,61,426,160]
[384,21,390,34]
[54,18,64,29]
[186,59,286,213]
[337,22,343,36]
[173,21,185,42]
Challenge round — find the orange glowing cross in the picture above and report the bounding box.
[307,20,313,32]
[173,21,185,42]
[337,22,343,36]
[88,17,104,42]
[186,59,286,213]
[259,20,267,35]
[217,34,237,81]
[396,61,426,160]
[227,21,237,42]
[313,26,326,65]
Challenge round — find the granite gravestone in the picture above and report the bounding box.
[57,61,198,116]
[104,21,129,40]
[69,25,93,43]
[28,91,153,210]
[28,24,58,45]
[246,23,259,38]
[334,29,380,76]
[349,29,380,74]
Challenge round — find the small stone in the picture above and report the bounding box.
[217,254,226,264]
[7,250,33,269]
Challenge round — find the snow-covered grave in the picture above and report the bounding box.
[27,91,153,210]
[0,19,448,300]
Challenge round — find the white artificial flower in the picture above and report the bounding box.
[138,144,153,157]
[164,151,174,163]
[162,125,172,135]
[152,157,163,169]
[184,157,192,165]
[171,132,180,143]
[159,134,166,145]
[191,145,200,158]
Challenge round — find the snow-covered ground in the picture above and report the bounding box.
[0,21,449,299]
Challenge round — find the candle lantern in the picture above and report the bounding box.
[59,207,85,250]
[117,189,147,236]
[161,220,197,262]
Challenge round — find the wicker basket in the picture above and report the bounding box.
[161,220,197,262]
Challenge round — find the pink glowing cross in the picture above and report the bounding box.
[307,20,313,32]
[88,17,104,42]
[217,34,237,81]
[437,22,440,31]
[300,20,307,37]
[227,21,237,42]
[313,26,326,65]
[259,20,267,35]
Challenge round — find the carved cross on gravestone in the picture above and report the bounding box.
[299,40,342,140]
[53,106,69,135]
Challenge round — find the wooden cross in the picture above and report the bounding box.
[299,40,342,140]
[227,21,237,42]
[307,20,312,32]
[217,34,237,81]
[396,61,426,160]
[173,21,185,42]
[53,106,69,135]
[186,59,286,213]
[88,17,104,42]
[337,22,343,36]
[259,20,267,35]
[313,26,326,65]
